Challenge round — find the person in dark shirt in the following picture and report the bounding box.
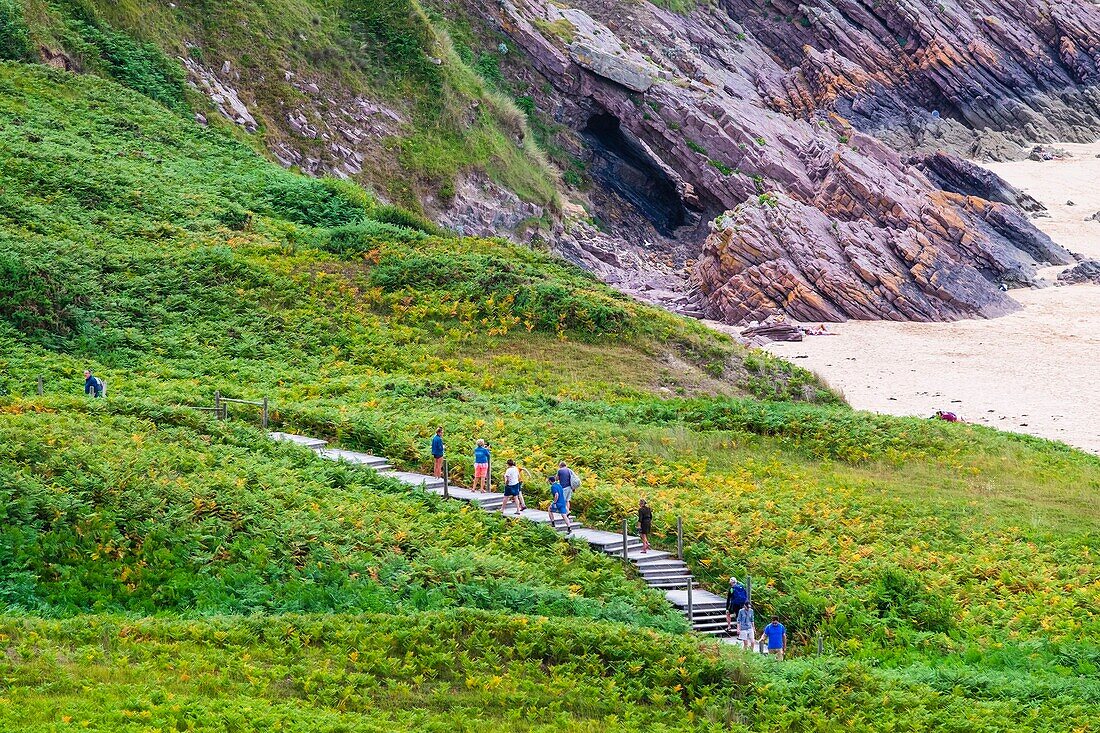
[431,427,445,478]
[725,576,748,632]
[556,461,575,510]
[83,370,103,398]
[637,498,652,553]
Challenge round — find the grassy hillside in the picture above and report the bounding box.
[7,0,557,212]
[2,61,1100,731]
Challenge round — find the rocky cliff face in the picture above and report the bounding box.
[88,0,1097,324]
[449,0,1088,322]
[722,0,1100,160]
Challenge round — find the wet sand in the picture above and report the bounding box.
[761,143,1100,454]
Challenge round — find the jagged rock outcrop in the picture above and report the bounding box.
[724,0,1100,160]
[460,0,1082,323]
[915,152,1045,212]
[432,173,544,237]
[1058,260,1100,285]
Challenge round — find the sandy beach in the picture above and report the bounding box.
[759,143,1100,454]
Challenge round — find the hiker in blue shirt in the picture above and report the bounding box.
[431,427,445,478]
[758,616,786,660]
[473,439,490,492]
[547,475,574,534]
[725,576,748,632]
[83,369,103,398]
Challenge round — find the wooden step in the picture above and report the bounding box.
[647,579,697,589]
[624,549,671,563]
[695,620,730,633]
[595,540,644,553]
[641,573,694,584]
[321,448,390,469]
[269,432,328,450]
[638,562,691,576]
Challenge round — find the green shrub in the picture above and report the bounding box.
[685,139,708,155]
[369,203,441,235]
[343,0,442,98]
[259,176,370,227]
[322,219,426,256]
[61,11,187,112]
[0,0,32,61]
[872,568,956,633]
[0,243,93,339]
[367,252,631,335]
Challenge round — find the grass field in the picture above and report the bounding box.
[1,59,1099,731]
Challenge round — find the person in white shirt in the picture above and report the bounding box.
[501,459,524,515]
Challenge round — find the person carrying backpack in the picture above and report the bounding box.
[83,369,104,399]
[725,576,748,632]
[557,461,580,511]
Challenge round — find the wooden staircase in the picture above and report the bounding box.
[270,432,734,639]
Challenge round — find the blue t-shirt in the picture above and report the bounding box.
[431,435,444,457]
[474,446,490,464]
[550,482,567,512]
[763,622,785,649]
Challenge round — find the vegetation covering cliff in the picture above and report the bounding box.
[10,0,1100,323]
[1,10,1100,733]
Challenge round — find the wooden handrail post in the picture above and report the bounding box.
[687,581,693,625]
[261,396,269,430]
[621,518,629,561]
[443,459,450,500]
[676,515,683,560]
[37,375,43,396]
[214,390,222,421]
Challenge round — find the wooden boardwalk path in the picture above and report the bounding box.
[271,432,734,639]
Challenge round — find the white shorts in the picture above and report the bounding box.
[738,628,754,642]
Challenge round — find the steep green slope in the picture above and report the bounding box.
[2,62,1100,731]
[8,0,557,211]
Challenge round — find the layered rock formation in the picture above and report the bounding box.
[721,0,1100,160]
[159,0,1100,324]
[1058,260,1100,285]
[456,0,1085,322]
